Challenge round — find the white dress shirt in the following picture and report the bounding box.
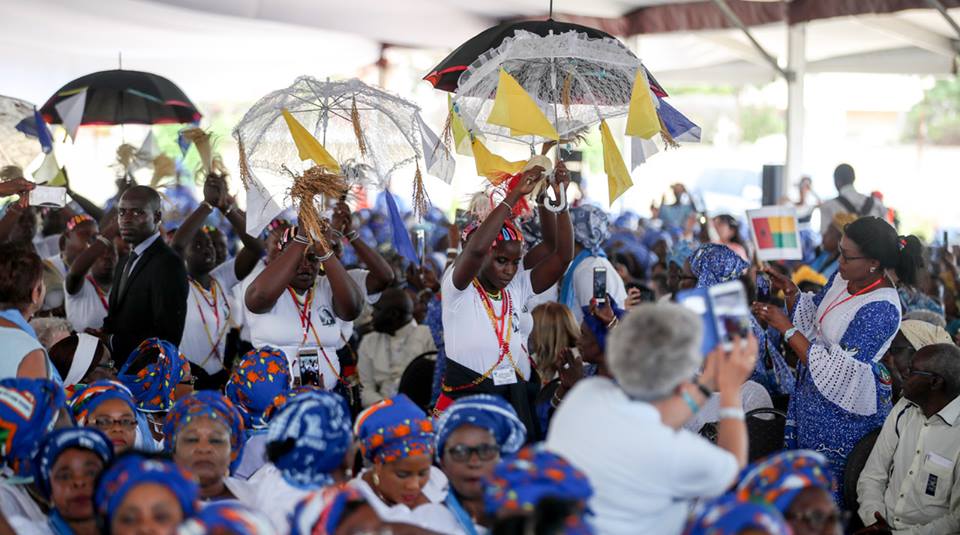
[357,320,436,407]
[857,396,960,534]
[546,377,739,535]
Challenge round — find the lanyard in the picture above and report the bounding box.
[86,275,109,311]
[288,286,347,387]
[288,286,314,346]
[818,278,883,325]
[190,278,231,366]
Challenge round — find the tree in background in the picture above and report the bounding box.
[904,77,960,145]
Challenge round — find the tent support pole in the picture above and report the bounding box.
[785,24,806,194]
[925,0,960,40]
[709,0,791,80]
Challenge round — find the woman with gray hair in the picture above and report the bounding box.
[546,302,756,535]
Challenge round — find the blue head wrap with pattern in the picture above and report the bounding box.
[434,394,526,462]
[571,205,610,255]
[690,244,749,288]
[34,427,113,500]
[0,378,65,479]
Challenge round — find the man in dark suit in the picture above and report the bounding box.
[103,185,188,368]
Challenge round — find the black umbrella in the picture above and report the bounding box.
[426,19,625,92]
[40,69,201,126]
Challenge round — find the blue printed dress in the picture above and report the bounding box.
[786,273,899,504]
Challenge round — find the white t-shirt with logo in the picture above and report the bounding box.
[180,262,238,375]
[441,268,539,381]
[244,269,372,390]
[64,276,110,334]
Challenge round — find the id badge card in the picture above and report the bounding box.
[492,366,518,386]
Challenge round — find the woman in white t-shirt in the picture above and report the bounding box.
[171,175,265,387]
[64,221,117,335]
[438,159,572,440]
[244,203,394,391]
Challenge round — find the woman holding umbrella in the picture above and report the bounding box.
[437,160,572,440]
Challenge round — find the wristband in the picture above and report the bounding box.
[718,407,745,421]
[292,234,311,246]
[783,327,799,341]
[344,230,360,243]
[224,204,237,216]
[317,250,335,263]
[200,201,215,211]
[606,317,618,329]
[95,235,112,248]
[445,248,459,256]
[681,390,700,415]
[501,199,514,211]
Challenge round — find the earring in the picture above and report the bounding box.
[372,472,381,486]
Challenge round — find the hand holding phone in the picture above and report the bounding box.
[593,266,607,304]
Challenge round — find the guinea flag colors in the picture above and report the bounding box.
[747,206,803,261]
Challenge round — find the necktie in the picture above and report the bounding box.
[118,251,139,296]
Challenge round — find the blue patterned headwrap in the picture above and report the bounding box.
[266,390,353,489]
[34,427,113,500]
[0,378,65,479]
[117,338,188,413]
[163,391,246,474]
[225,347,291,431]
[355,394,434,465]
[434,394,526,462]
[735,449,835,512]
[291,487,367,535]
[690,243,749,288]
[571,205,610,255]
[94,453,199,522]
[483,445,593,516]
[683,496,791,535]
[667,239,696,269]
[69,379,137,426]
[178,502,276,535]
[580,300,625,353]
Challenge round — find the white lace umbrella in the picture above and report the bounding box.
[234,77,452,235]
[453,29,661,146]
[0,95,41,169]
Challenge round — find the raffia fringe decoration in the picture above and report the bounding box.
[116,144,138,171]
[181,127,215,181]
[439,108,454,153]
[287,164,348,253]
[351,97,368,157]
[237,137,253,190]
[658,114,678,149]
[412,160,431,221]
[151,155,176,188]
[561,72,573,118]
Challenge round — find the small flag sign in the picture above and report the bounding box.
[747,206,802,261]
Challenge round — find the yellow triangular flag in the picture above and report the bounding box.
[32,151,66,186]
[281,109,341,173]
[625,69,660,139]
[472,138,525,184]
[448,95,473,157]
[487,69,559,140]
[600,120,633,204]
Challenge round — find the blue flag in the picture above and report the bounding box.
[384,189,419,266]
[15,107,53,153]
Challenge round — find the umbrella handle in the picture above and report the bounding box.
[543,173,567,213]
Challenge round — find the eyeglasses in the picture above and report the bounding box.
[92,417,138,430]
[785,509,847,530]
[446,443,500,463]
[837,245,867,262]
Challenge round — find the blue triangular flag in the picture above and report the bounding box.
[384,189,419,266]
[657,98,701,143]
[24,107,54,153]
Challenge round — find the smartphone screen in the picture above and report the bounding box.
[593,266,607,303]
[298,349,321,387]
[708,281,751,350]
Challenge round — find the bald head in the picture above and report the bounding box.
[372,287,413,334]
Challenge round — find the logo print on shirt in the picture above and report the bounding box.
[318,308,335,326]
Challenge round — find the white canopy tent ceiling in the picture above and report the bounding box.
[0,0,382,104]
